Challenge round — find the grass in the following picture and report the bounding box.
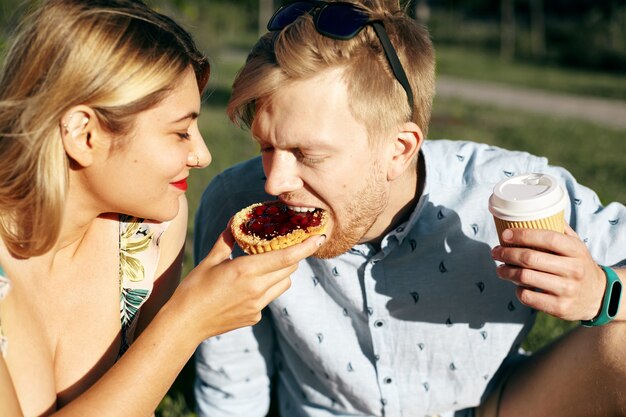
[159,45,626,415]
[436,45,626,101]
[429,96,626,205]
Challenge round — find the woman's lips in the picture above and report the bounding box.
[170,178,188,191]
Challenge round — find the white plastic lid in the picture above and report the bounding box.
[488,173,567,221]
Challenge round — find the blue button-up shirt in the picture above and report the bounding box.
[193,139,626,417]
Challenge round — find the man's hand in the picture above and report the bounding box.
[491,224,607,322]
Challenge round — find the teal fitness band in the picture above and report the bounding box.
[581,265,622,327]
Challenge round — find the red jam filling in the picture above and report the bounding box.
[242,203,324,240]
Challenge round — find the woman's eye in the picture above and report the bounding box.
[177,132,190,140]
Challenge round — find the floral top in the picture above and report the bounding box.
[0,266,9,355]
[0,215,169,358]
[117,215,169,356]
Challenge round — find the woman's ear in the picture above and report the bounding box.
[387,121,424,181]
[59,106,100,167]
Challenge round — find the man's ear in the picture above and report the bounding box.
[59,106,101,167]
[387,121,424,181]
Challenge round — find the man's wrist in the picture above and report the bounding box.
[581,265,622,327]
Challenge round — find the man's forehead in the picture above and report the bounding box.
[251,105,330,147]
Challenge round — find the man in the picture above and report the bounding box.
[194,1,626,416]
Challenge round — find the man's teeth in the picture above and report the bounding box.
[288,205,317,212]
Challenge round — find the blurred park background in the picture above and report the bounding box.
[1,0,625,415]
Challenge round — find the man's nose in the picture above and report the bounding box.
[263,151,303,196]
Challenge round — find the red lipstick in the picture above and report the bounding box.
[170,178,188,191]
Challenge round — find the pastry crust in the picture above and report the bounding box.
[231,201,328,254]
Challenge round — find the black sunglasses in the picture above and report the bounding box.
[267,0,414,117]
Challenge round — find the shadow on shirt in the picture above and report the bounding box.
[370,201,530,329]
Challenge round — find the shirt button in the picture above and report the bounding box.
[374,354,380,361]
[384,377,392,384]
[381,398,388,406]
[374,320,384,328]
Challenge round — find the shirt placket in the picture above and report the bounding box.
[362,250,402,417]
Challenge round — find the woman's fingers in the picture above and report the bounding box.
[201,227,236,267]
[239,234,326,275]
[181,232,326,339]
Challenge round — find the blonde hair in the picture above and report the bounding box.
[0,0,209,258]
[227,0,435,141]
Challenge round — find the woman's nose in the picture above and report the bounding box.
[188,130,211,168]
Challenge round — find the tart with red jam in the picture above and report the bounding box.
[231,201,328,254]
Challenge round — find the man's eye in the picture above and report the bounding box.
[294,149,323,164]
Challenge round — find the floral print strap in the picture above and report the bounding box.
[118,215,169,356]
[0,266,10,356]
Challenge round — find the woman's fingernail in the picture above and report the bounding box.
[502,229,513,241]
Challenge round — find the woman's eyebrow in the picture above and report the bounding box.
[170,111,199,124]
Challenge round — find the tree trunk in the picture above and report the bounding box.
[501,0,516,61]
[414,0,431,24]
[259,0,274,36]
[530,0,546,58]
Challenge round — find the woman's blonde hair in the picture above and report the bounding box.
[0,0,209,258]
[227,0,435,141]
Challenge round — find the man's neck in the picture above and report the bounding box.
[366,152,425,246]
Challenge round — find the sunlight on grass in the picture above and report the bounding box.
[430,96,626,204]
[436,46,626,100]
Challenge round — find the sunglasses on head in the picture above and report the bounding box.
[267,0,414,118]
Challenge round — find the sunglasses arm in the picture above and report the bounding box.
[371,21,415,118]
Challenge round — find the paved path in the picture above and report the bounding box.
[217,49,626,130]
[436,75,626,130]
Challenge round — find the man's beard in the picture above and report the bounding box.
[314,168,388,259]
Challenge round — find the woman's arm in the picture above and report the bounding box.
[52,221,324,416]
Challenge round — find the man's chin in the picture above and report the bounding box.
[312,210,378,259]
[311,234,359,259]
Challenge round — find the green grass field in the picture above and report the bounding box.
[160,45,626,416]
[436,46,626,100]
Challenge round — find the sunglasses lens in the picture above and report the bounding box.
[267,2,316,31]
[316,4,370,39]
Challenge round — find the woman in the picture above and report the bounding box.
[0,1,324,415]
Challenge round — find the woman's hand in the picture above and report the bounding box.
[172,225,326,343]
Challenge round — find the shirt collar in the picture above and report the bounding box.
[376,149,432,250]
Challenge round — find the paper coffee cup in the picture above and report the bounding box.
[488,173,567,246]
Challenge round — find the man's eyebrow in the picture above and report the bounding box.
[170,111,199,123]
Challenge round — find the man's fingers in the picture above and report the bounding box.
[492,243,568,277]
[564,222,578,237]
[515,286,559,315]
[496,263,568,296]
[498,227,580,257]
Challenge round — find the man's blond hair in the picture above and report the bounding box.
[227,0,435,142]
